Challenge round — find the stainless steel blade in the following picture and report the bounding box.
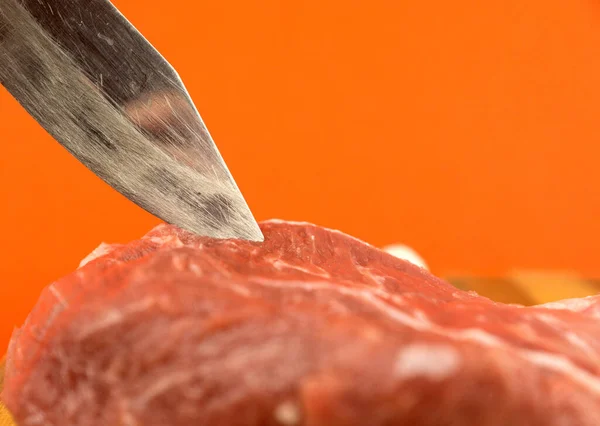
[0,0,264,241]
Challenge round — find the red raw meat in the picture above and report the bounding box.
[3,220,600,426]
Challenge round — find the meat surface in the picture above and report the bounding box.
[3,220,600,426]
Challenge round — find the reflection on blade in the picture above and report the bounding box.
[0,0,263,241]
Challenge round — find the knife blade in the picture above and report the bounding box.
[0,0,264,242]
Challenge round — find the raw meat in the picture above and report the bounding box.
[3,220,600,426]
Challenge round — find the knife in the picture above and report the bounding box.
[0,0,264,242]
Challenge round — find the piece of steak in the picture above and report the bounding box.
[3,220,600,426]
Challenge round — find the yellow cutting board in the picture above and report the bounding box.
[0,359,16,425]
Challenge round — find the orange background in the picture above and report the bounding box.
[2,0,600,349]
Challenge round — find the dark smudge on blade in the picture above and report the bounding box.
[0,17,9,43]
[203,193,235,225]
[143,168,233,231]
[76,102,118,151]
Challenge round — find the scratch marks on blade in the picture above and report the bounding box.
[96,32,114,46]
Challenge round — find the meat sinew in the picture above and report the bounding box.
[3,220,600,426]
